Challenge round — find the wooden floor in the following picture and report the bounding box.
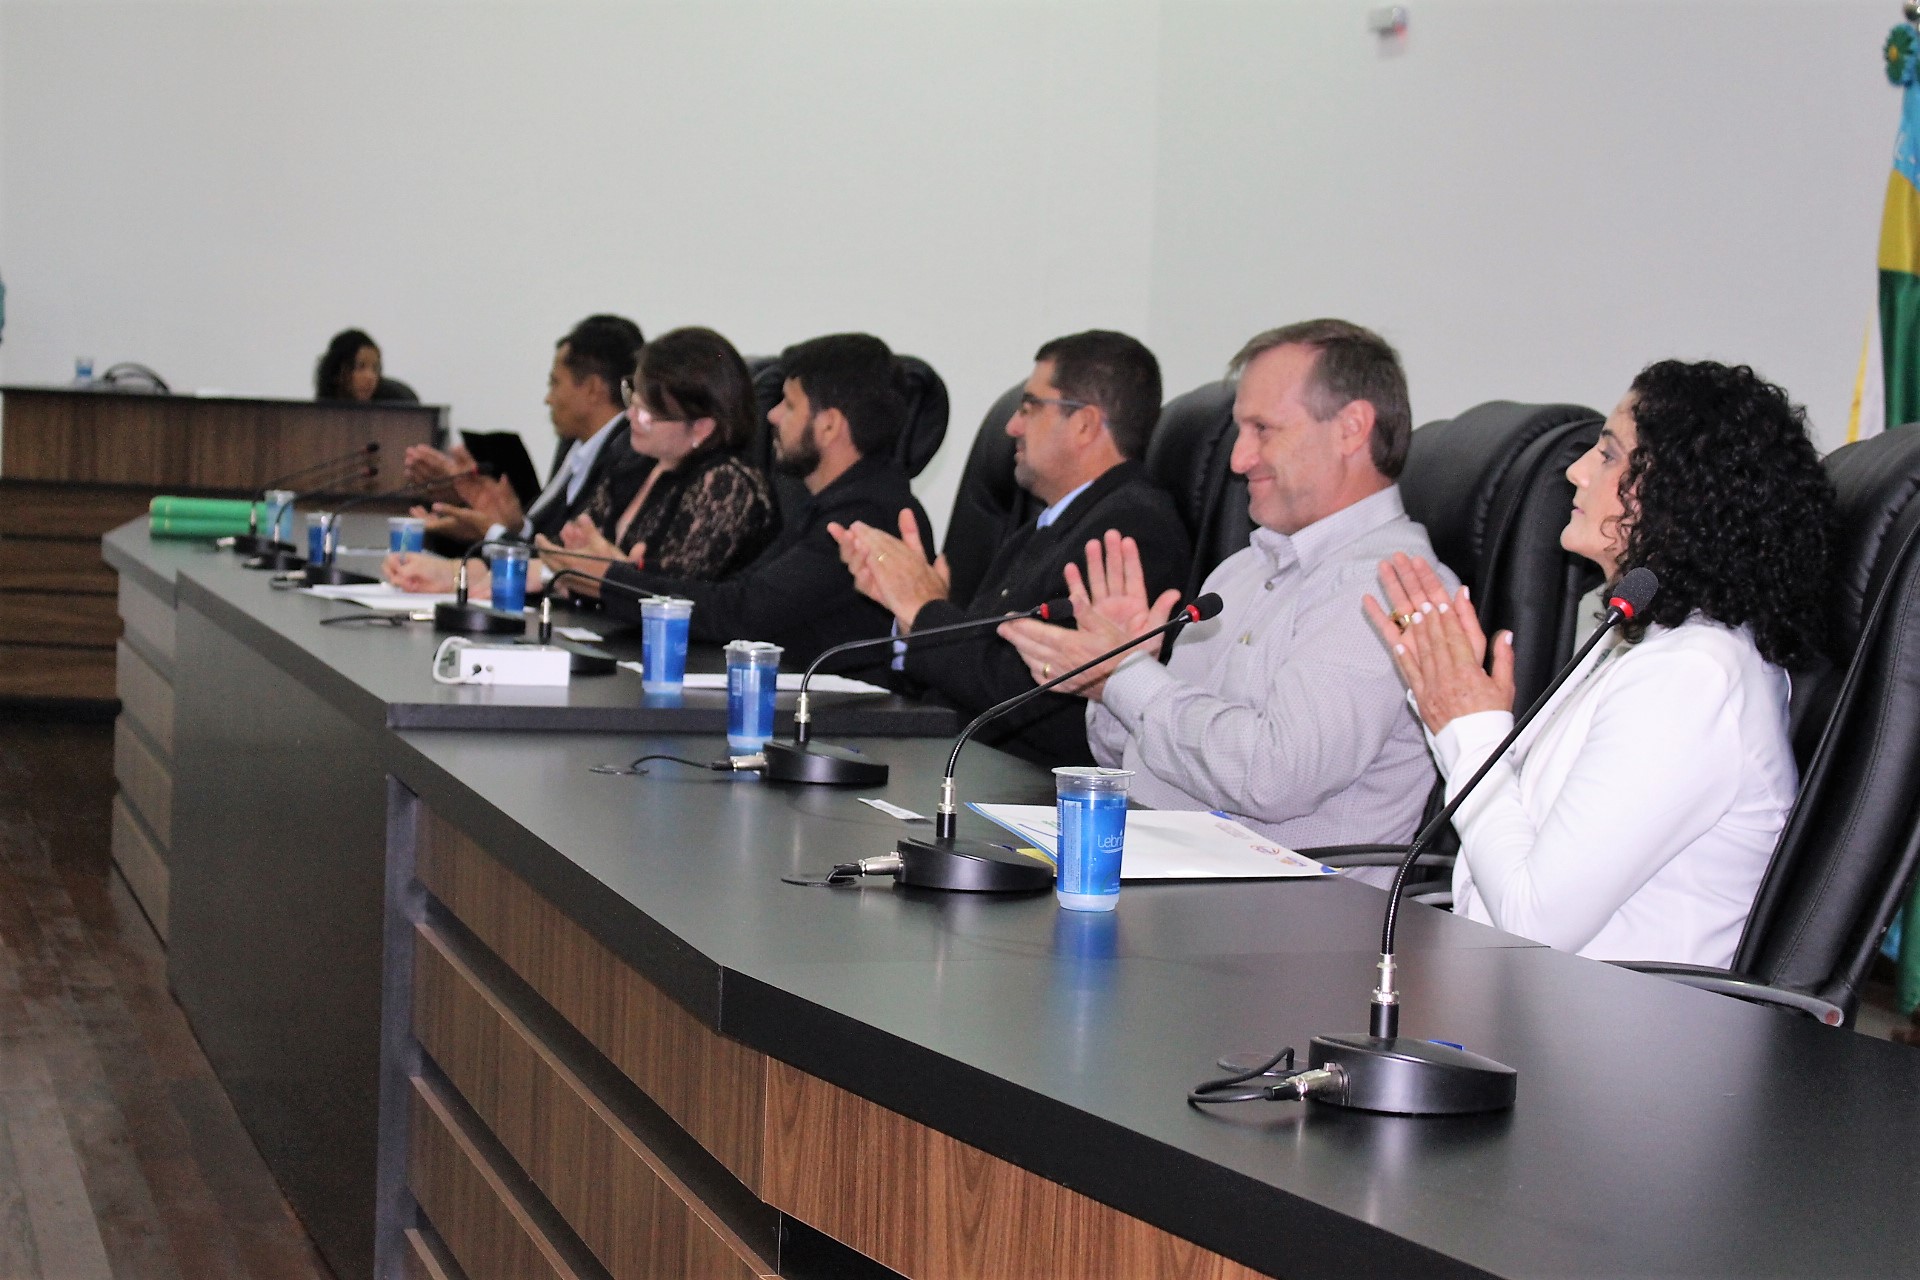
[0,715,332,1280]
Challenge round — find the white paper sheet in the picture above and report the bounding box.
[303,583,458,612]
[612,666,888,695]
[967,803,1335,881]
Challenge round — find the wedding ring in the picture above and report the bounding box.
[1390,610,1415,631]
[1042,663,1052,679]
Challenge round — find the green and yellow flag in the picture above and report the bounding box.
[1862,22,1920,1018]
[1852,22,1920,441]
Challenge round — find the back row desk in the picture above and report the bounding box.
[102,520,1920,1280]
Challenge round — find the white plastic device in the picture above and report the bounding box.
[432,637,571,686]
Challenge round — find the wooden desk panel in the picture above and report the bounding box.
[5,386,439,702]
[2,388,441,490]
[416,807,1275,1280]
[413,922,774,1280]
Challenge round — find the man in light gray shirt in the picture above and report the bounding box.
[999,319,1452,850]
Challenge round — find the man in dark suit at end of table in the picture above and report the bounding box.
[830,331,1191,765]
[402,313,650,545]
[546,332,934,673]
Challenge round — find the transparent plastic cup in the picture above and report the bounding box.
[725,640,783,752]
[1053,766,1133,911]
[640,597,695,693]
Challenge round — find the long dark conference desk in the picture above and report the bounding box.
[103,519,1920,1280]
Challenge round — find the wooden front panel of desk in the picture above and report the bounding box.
[412,809,1270,1280]
[0,387,441,701]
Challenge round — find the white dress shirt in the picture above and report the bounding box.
[1088,486,1449,849]
[1436,618,1794,967]
[489,412,624,542]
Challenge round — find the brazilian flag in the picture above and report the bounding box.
[1861,24,1920,1018]
[1854,24,1920,441]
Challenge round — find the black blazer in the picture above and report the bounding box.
[903,460,1191,765]
[527,420,651,544]
[604,455,932,673]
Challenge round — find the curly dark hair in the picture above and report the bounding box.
[315,328,377,399]
[1613,360,1834,668]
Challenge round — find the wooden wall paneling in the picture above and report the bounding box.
[0,481,155,539]
[116,640,174,753]
[761,1060,1275,1280]
[118,577,176,665]
[0,536,117,592]
[113,715,172,847]
[404,1225,467,1280]
[417,810,767,1188]
[413,922,776,1280]
[0,642,117,700]
[0,591,120,647]
[110,793,170,941]
[408,1074,596,1280]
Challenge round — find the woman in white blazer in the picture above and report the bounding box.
[1364,361,1834,966]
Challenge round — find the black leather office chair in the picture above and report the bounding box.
[938,383,1033,605]
[1144,380,1246,600]
[749,353,950,536]
[1618,423,1920,1026]
[1398,401,1606,710]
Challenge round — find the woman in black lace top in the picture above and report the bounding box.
[540,327,775,588]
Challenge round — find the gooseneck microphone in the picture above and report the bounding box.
[234,443,380,555]
[759,597,1077,788]
[1193,567,1659,1116]
[848,593,1223,893]
[240,457,383,569]
[305,474,487,586]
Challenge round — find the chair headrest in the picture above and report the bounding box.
[1818,422,1920,659]
[746,352,948,479]
[1399,402,1603,592]
[1145,380,1237,534]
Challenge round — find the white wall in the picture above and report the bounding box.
[0,0,1897,533]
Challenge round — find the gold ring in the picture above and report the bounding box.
[1042,663,1052,680]
[1390,611,1415,632]
[876,552,890,563]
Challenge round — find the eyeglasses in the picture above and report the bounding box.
[620,379,686,429]
[1016,393,1093,417]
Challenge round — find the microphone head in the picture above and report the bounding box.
[1183,593,1225,623]
[1031,597,1075,624]
[1607,567,1659,620]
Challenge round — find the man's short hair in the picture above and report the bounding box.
[779,333,907,458]
[1228,319,1412,479]
[1032,330,1163,461]
[558,314,645,402]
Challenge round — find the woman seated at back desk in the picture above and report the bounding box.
[385,327,774,599]
[1365,360,1834,968]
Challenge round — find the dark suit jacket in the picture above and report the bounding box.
[902,460,1191,765]
[526,420,651,544]
[604,455,931,673]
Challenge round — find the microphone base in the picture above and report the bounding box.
[761,740,888,787]
[243,547,308,572]
[302,563,380,587]
[435,601,527,635]
[892,834,1054,893]
[232,535,296,558]
[517,637,615,674]
[1304,1033,1516,1115]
